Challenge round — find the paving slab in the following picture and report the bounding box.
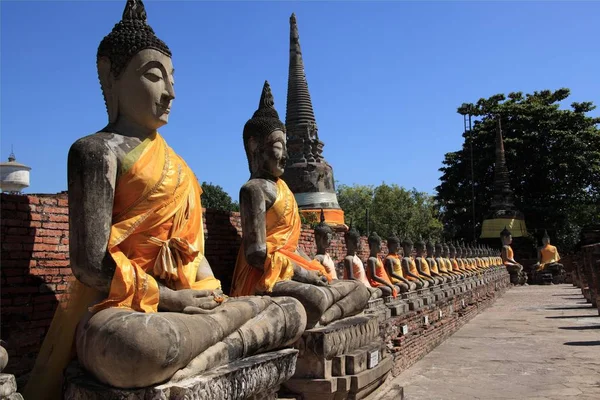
[392,285,600,400]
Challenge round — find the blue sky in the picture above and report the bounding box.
[2,1,599,199]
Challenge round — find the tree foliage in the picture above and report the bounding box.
[437,88,600,252]
[337,183,443,240]
[200,181,240,212]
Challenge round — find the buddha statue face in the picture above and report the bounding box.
[387,239,400,254]
[401,240,413,257]
[449,245,456,258]
[345,228,361,253]
[501,234,512,246]
[415,243,426,258]
[368,233,382,254]
[315,224,333,254]
[426,242,434,257]
[99,49,175,131]
[247,129,287,179]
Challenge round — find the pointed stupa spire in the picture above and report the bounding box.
[286,13,317,141]
[491,117,516,211]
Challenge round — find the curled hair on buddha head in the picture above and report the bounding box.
[368,231,382,247]
[345,218,360,243]
[314,209,332,236]
[500,226,512,238]
[97,0,171,78]
[449,241,456,252]
[243,80,286,172]
[415,235,426,249]
[387,229,400,247]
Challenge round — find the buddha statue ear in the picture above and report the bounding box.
[97,56,119,124]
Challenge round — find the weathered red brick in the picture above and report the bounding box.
[29,268,59,276]
[27,196,40,205]
[36,228,62,237]
[33,243,58,252]
[40,198,57,206]
[48,214,69,222]
[58,198,68,207]
[42,222,69,230]
[41,237,60,245]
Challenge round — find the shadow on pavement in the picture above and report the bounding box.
[563,340,600,346]
[558,325,600,331]
[546,314,599,319]
[546,305,595,310]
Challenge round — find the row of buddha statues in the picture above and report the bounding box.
[22,1,508,398]
[312,216,504,298]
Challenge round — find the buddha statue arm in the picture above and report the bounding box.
[502,246,521,266]
[401,258,422,281]
[385,258,409,284]
[343,256,356,280]
[367,258,393,291]
[67,136,117,293]
[416,260,433,279]
[240,183,325,286]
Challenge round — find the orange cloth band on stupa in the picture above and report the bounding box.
[300,208,345,227]
[231,179,332,296]
[92,132,221,313]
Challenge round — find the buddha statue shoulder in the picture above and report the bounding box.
[401,238,427,289]
[384,233,415,293]
[414,237,440,285]
[342,225,382,299]
[25,2,306,397]
[365,232,398,297]
[536,230,563,271]
[313,209,338,280]
[231,81,369,328]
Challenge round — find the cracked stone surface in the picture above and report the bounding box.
[394,285,600,400]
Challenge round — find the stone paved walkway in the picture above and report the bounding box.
[394,284,600,400]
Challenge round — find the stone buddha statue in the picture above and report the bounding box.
[366,232,398,297]
[231,81,369,328]
[426,240,448,283]
[534,230,565,284]
[25,2,307,397]
[401,238,428,288]
[343,224,382,299]
[313,209,338,280]
[414,237,440,285]
[384,232,416,292]
[449,242,470,276]
[444,242,464,278]
[434,242,455,280]
[501,227,527,285]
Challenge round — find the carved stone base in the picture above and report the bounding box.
[286,315,390,399]
[365,298,391,322]
[401,291,422,311]
[0,374,23,400]
[63,349,298,400]
[382,296,408,316]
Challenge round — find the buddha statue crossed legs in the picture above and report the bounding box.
[534,230,565,284]
[25,2,305,396]
[384,233,416,293]
[231,81,369,329]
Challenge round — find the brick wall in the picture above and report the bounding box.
[0,192,391,382]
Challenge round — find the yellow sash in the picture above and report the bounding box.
[231,179,330,296]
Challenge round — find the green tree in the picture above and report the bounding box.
[200,182,240,212]
[336,183,443,240]
[436,88,600,252]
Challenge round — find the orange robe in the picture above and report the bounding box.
[366,258,397,297]
[385,253,405,284]
[538,244,561,271]
[231,179,331,296]
[502,246,515,266]
[24,132,220,399]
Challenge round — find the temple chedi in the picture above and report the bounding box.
[480,118,528,238]
[283,13,345,229]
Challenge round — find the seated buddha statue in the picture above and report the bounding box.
[443,243,464,278]
[24,2,306,397]
[313,209,338,280]
[343,224,382,299]
[449,242,471,276]
[534,230,565,283]
[401,238,429,288]
[426,240,449,283]
[384,233,416,292]
[414,238,441,285]
[434,242,456,280]
[500,227,527,285]
[231,81,369,329]
[366,232,398,297]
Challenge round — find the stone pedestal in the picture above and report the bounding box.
[401,291,422,311]
[0,374,23,400]
[418,288,435,306]
[64,349,298,400]
[383,296,408,316]
[283,315,391,399]
[365,298,391,322]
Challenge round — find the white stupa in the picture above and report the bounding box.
[0,150,31,193]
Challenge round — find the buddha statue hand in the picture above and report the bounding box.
[293,264,329,286]
[159,287,224,313]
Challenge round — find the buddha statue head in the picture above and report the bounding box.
[542,230,551,246]
[434,241,443,257]
[415,237,426,258]
[387,231,401,255]
[456,242,463,258]
[314,209,333,255]
[367,231,382,255]
[97,0,175,132]
[449,242,457,258]
[344,220,361,254]
[401,237,413,258]
[442,242,450,258]
[243,81,287,178]
[500,227,512,246]
[426,239,435,257]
